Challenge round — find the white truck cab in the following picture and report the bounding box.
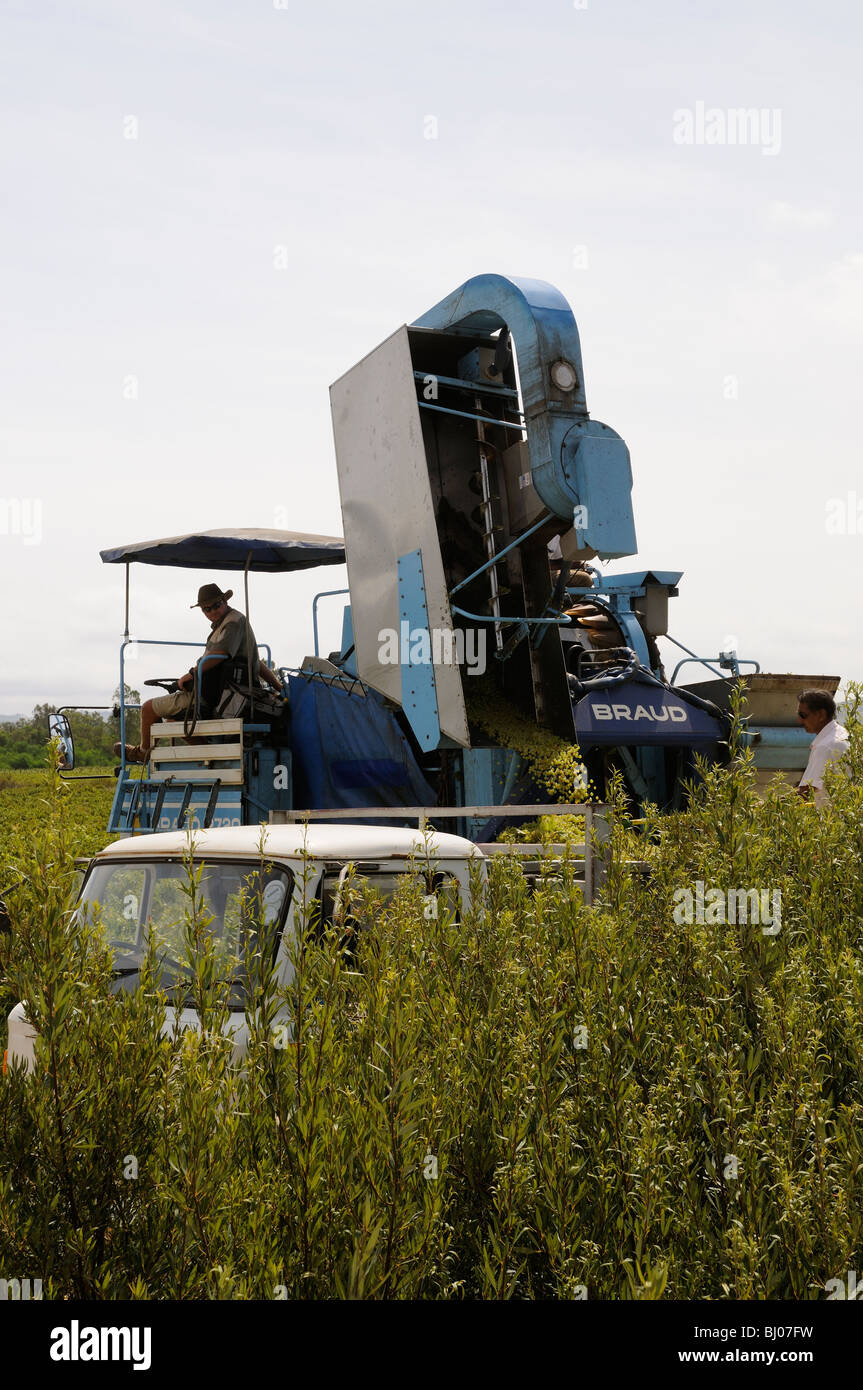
[5,824,485,1072]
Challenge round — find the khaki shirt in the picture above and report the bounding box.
[205,607,259,672]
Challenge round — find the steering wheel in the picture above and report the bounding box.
[144,678,181,693]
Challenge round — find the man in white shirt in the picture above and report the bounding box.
[796,689,850,809]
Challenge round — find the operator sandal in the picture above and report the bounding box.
[111,742,149,764]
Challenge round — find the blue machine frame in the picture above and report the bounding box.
[56,278,811,833]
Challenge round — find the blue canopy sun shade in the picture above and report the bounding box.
[100,528,346,573]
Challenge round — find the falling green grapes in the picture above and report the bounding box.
[465,682,596,830]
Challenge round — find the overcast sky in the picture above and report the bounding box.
[1,0,861,714]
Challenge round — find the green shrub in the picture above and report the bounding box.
[0,694,861,1299]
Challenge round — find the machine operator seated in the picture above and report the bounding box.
[113,582,283,765]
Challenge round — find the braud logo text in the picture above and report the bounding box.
[591,702,688,723]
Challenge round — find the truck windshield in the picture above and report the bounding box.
[80,858,293,992]
[318,868,461,933]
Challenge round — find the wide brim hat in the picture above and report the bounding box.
[191,583,233,609]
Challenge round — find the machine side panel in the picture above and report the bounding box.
[330,326,470,747]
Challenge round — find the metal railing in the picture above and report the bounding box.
[270,802,612,905]
[664,636,760,686]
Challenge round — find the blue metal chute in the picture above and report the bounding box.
[413,273,637,559]
[414,274,589,416]
[591,569,684,592]
[100,528,346,572]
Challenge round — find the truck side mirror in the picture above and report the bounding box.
[49,713,75,771]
